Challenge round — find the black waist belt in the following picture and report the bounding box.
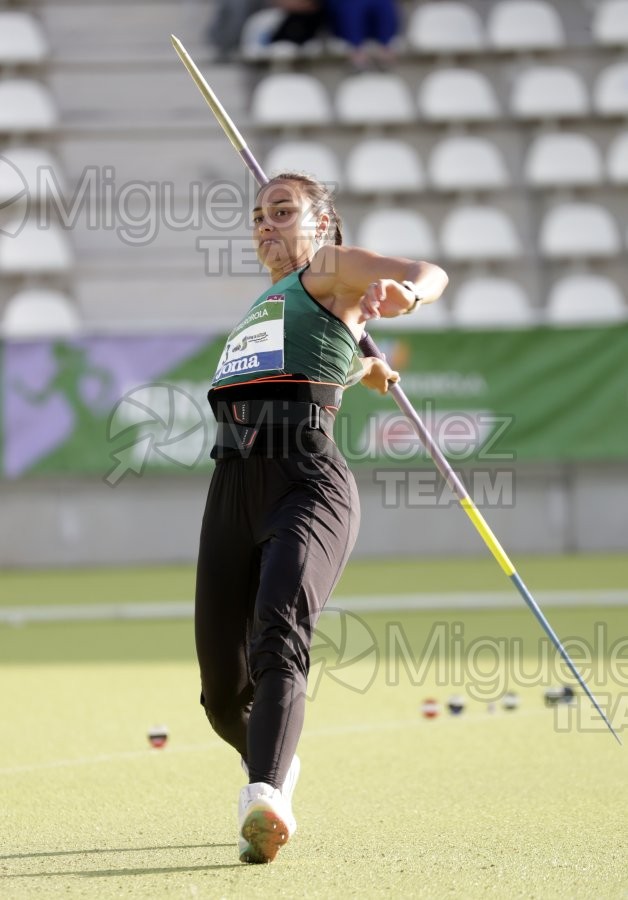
[212,398,337,456]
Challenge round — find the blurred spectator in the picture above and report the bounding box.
[326,0,400,69]
[270,0,325,46]
[207,0,265,58]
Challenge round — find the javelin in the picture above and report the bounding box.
[171,35,621,745]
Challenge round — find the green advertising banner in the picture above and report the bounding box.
[338,323,628,467]
[2,324,627,480]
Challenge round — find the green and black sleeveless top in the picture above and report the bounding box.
[209,267,360,397]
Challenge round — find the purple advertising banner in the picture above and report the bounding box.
[2,335,217,478]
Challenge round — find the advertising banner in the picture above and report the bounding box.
[1,325,626,480]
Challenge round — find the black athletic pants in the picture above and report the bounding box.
[195,449,360,789]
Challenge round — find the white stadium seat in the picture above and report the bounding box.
[510,67,588,119]
[356,209,437,258]
[546,274,626,324]
[407,3,485,53]
[264,142,341,185]
[0,80,57,132]
[428,136,509,190]
[452,278,534,327]
[240,9,285,59]
[0,12,48,64]
[539,203,622,258]
[336,74,414,124]
[607,130,628,183]
[594,63,628,116]
[251,74,332,126]
[0,147,64,202]
[487,1,565,50]
[1,289,80,338]
[0,220,74,273]
[418,69,499,122]
[524,133,603,187]
[345,139,425,194]
[440,207,522,261]
[592,1,628,46]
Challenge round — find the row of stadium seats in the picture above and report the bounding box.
[405,0,628,51]
[355,204,625,261]
[3,132,625,211]
[0,200,624,275]
[2,60,628,133]
[2,3,626,69]
[3,273,625,338]
[265,133,628,191]
[242,0,628,60]
[251,66,628,126]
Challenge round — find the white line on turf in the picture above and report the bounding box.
[0,709,549,776]
[0,743,223,776]
[1,591,626,625]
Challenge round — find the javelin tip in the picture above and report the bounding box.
[171,35,186,55]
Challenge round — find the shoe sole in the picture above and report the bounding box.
[239,806,289,864]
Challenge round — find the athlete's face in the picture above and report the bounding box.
[252,181,327,276]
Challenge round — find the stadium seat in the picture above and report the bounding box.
[607,130,628,183]
[440,207,522,261]
[240,8,285,59]
[487,1,565,50]
[539,203,622,258]
[0,12,48,64]
[418,69,500,122]
[345,139,425,194]
[593,63,628,116]
[452,278,534,327]
[356,209,437,258]
[0,147,64,202]
[428,136,509,190]
[336,74,414,124]
[264,142,341,185]
[546,274,626,324]
[524,133,603,187]
[0,220,74,273]
[592,1,628,46]
[0,80,57,132]
[251,74,332,126]
[510,67,588,119]
[407,3,485,53]
[1,289,80,338]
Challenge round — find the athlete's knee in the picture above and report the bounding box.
[249,634,309,683]
[200,689,250,746]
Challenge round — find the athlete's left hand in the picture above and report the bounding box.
[361,357,400,394]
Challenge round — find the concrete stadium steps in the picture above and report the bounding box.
[65,213,252,267]
[37,1,211,62]
[45,65,248,129]
[74,274,265,331]
[56,135,253,184]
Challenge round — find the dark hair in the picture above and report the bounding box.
[257,172,343,246]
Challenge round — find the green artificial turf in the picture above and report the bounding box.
[0,554,627,608]
[1,602,626,898]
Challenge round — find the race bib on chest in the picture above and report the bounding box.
[212,296,285,384]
